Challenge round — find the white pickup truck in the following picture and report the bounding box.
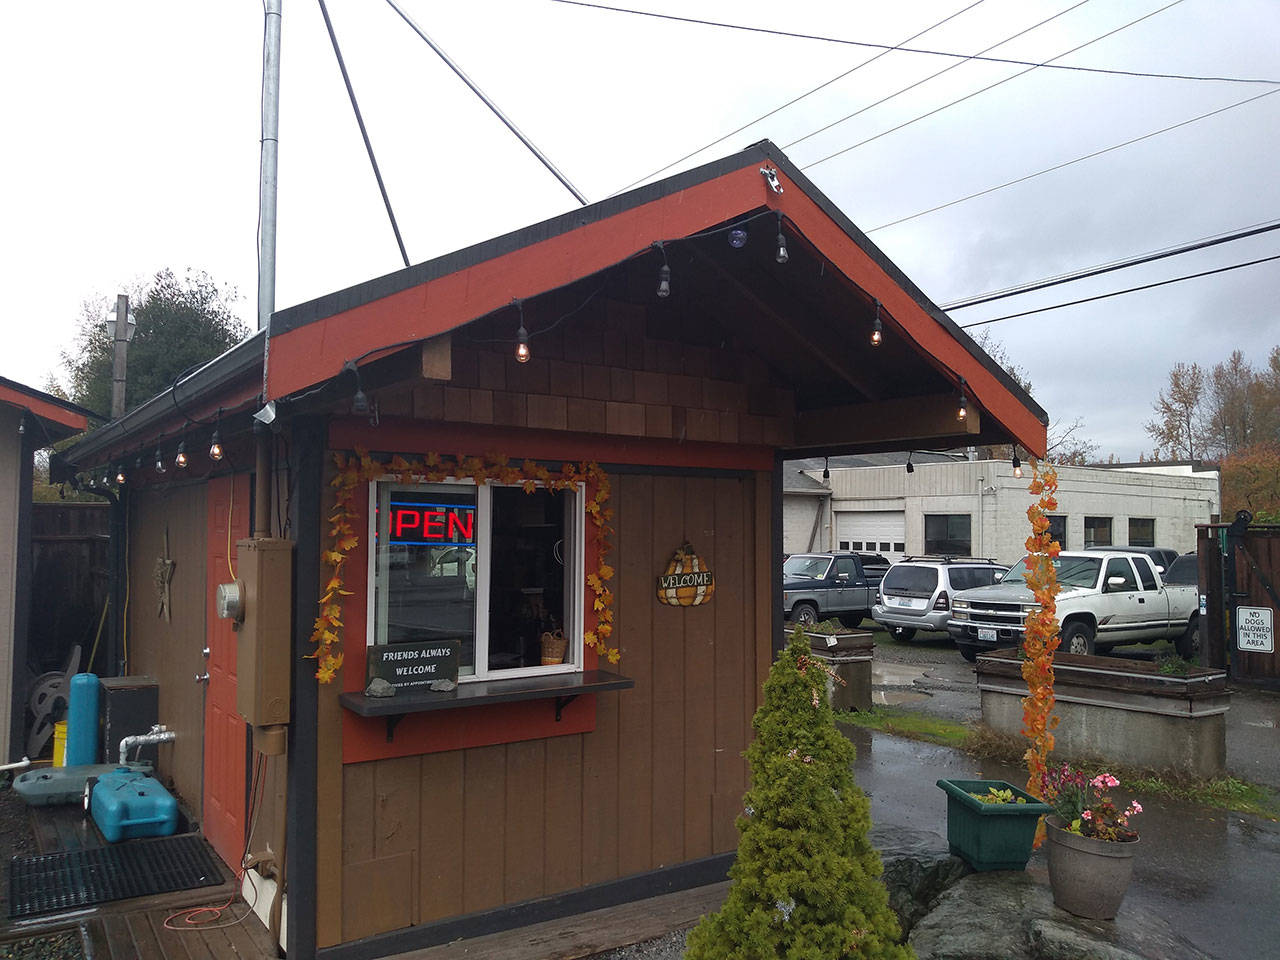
[947,550,1199,662]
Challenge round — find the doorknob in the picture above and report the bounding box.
[202,646,211,658]
[194,672,210,684]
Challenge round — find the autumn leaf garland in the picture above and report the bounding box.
[308,449,618,683]
[1022,463,1061,846]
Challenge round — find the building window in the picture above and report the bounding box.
[1084,516,1112,549]
[371,480,584,680]
[1129,517,1155,547]
[839,540,851,550]
[1047,515,1068,549]
[924,514,971,556]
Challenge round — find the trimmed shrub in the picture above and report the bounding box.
[686,628,913,960]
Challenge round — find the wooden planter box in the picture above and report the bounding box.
[779,627,875,711]
[976,650,1229,778]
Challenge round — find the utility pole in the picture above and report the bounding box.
[110,294,130,419]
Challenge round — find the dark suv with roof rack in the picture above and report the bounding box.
[872,556,1007,641]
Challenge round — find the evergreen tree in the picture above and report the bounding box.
[686,629,913,960]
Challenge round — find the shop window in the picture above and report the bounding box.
[923,515,971,556]
[1129,517,1155,547]
[372,481,584,680]
[1047,515,1067,549]
[1084,516,1112,548]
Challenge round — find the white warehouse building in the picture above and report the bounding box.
[784,458,1220,566]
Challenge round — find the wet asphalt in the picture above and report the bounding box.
[863,628,1280,960]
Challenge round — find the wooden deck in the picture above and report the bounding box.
[2,801,278,959]
[387,881,729,960]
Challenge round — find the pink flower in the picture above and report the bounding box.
[1081,810,1093,820]
[1130,802,1143,814]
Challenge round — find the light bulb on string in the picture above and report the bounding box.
[175,440,188,469]
[1012,451,1023,479]
[209,430,223,462]
[775,211,789,264]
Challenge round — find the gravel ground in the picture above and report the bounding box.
[593,928,692,960]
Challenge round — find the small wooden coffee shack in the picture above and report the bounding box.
[62,141,1047,959]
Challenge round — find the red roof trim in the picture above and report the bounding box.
[0,382,89,433]
[265,165,769,401]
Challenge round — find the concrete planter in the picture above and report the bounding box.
[1044,814,1137,919]
[795,629,874,711]
[977,650,1229,778]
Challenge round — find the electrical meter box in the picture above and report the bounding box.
[236,537,294,726]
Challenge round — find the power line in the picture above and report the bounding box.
[867,85,1280,231]
[385,0,587,205]
[958,253,1280,328]
[942,220,1280,309]
[552,0,1280,85]
[606,0,988,197]
[784,1,1089,152]
[801,0,1187,171]
[317,0,410,267]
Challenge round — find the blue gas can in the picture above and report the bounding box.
[89,768,179,843]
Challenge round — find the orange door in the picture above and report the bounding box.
[204,474,251,870]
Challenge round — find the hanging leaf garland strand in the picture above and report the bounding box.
[309,448,617,683]
[1021,463,1061,846]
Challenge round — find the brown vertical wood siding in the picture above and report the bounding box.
[339,470,769,938]
[126,483,208,813]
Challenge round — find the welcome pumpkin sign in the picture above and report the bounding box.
[657,542,715,606]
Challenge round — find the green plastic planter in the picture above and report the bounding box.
[936,778,1052,871]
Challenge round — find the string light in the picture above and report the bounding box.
[155,446,166,474]
[822,456,830,480]
[174,440,188,469]
[1012,450,1023,479]
[514,299,530,363]
[209,429,223,462]
[871,300,883,346]
[655,241,670,298]
[116,465,126,485]
[775,211,788,264]
[957,380,969,422]
[343,360,371,415]
[728,227,748,249]
[906,453,915,474]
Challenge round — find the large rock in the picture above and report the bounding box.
[909,872,1213,960]
[870,825,970,936]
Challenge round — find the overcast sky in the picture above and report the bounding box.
[2,0,1277,458]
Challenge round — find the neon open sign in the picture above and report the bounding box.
[388,500,476,546]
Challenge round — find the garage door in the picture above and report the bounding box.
[836,511,906,560]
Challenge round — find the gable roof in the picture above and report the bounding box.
[265,140,1046,456]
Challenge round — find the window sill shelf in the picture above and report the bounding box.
[339,669,634,741]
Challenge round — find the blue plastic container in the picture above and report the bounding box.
[65,673,100,767]
[89,768,179,843]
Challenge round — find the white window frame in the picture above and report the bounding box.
[366,476,586,682]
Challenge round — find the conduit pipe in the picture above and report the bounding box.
[119,724,175,765]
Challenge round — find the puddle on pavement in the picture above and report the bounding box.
[873,663,926,686]
[874,689,930,706]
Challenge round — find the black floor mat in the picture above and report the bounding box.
[8,834,223,919]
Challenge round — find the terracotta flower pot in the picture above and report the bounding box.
[1044,814,1138,919]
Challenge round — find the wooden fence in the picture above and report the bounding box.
[1197,515,1280,690]
[29,502,110,675]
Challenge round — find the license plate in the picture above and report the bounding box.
[978,627,997,643]
[892,597,912,607]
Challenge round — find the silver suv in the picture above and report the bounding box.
[872,557,1006,641]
